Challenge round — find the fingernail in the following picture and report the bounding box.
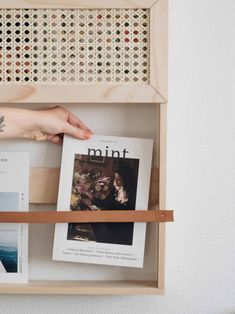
[83,131,92,139]
[86,128,94,135]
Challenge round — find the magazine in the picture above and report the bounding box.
[53,135,153,268]
[0,153,29,283]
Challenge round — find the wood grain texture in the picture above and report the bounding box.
[150,0,168,289]
[150,0,168,101]
[30,167,60,204]
[0,280,163,295]
[0,0,158,9]
[0,210,174,223]
[157,103,168,289]
[0,85,165,104]
[159,104,167,211]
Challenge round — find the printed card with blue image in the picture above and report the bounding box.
[0,153,29,283]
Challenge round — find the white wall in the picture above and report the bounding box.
[0,0,235,313]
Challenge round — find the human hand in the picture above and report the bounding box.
[0,106,93,144]
[31,106,93,144]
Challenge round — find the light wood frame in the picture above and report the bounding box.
[0,0,168,295]
[0,0,167,104]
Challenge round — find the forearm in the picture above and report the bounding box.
[0,106,92,144]
[0,108,38,140]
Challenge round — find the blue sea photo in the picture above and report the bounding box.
[0,192,19,273]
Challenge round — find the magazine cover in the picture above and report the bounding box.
[0,153,29,283]
[53,135,153,268]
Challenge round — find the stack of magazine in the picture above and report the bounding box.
[0,135,153,283]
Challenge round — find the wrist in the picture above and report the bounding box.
[0,108,40,140]
[19,109,41,140]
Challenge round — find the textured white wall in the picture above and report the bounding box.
[0,0,235,313]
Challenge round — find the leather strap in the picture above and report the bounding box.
[0,210,173,224]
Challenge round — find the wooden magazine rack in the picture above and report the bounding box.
[0,0,171,295]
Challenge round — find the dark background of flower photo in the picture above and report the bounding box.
[67,154,139,245]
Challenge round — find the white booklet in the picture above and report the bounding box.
[53,135,153,268]
[0,153,29,283]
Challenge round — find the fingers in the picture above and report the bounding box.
[39,106,93,143]
[61,122,92,140]
[67,112,93,133]
[53,106,93,134]
[32,132,63,145]
[48,134,63,145]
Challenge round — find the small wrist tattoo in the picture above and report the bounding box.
[0,116,5,132]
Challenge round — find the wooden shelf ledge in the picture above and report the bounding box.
[0,280,163,295]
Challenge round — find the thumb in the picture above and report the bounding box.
[61,122,92,140]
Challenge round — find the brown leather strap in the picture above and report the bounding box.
[0,210,173,224]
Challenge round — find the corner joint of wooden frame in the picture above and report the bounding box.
[150,0,160,8]
[150,84,167,104]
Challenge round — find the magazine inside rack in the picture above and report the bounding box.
[0,101,165,295]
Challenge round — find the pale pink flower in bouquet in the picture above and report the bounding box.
[93,176,111,200]
[71,170,112,210]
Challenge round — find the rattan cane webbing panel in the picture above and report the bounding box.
[0,9,150,85]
